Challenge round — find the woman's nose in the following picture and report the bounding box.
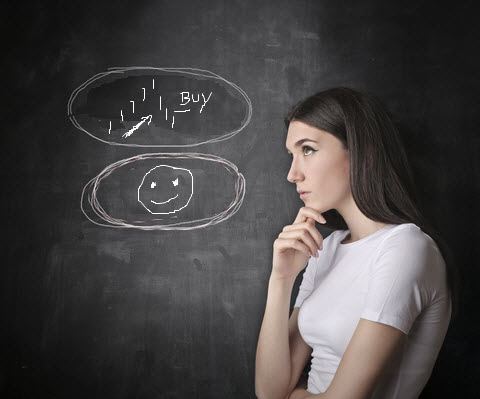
[287,160,303,183]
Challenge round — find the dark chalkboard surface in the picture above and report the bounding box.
[2,1,478,398]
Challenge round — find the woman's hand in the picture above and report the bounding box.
[272,206,326,281]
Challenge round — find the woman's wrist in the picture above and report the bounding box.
[266,273,296,305]
[269,270,298,285]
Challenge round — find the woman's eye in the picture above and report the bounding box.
[288,146,316,158]
[303,146,316,156]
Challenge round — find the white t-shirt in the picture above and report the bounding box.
[294,223,451,398]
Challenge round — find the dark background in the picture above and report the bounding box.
[2,1,478,398]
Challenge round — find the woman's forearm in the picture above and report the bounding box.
[255,273,296,399]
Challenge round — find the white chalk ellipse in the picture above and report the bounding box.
[68,67,252,147]
[80,153,246,230]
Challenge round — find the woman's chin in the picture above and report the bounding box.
[305,200,325,213]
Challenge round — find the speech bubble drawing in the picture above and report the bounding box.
[81,153,245,230]
[68,67,252,147]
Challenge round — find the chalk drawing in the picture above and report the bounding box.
[72,67,249,230]
[138,165,193,214]
[67,67,252,147]
[80,152,245,230]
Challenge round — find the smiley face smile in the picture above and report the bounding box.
[150,193,179,205]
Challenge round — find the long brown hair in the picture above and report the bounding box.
[284,87,461,324]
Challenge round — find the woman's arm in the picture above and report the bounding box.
[255,274,296,399]
[287,372,310,399]
[255,276,314,399]
[288,319,406,399]
[255,206,325,399]
[255,283,312,399]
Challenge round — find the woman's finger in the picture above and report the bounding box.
[282,222,324,250]
[274,237,312,258]
[293,206,327,225]
[278,229,320,256]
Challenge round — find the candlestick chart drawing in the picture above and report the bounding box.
[68,67,252,147]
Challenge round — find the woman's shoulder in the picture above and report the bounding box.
[381,223,438,250]
[376,223,445,271]
[373,223,449,303]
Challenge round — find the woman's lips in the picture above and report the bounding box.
[300,192,310,199]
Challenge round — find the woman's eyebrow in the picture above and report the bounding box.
[286,138,319,152]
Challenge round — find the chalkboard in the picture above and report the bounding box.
[2,1,477,398]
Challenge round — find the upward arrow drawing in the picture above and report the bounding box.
[122,115,152,138]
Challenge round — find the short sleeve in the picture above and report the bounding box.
[360,228,438,334]
[294,256,317,308]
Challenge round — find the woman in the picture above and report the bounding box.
[255,87,459,399]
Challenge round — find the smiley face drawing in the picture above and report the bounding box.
[138,165,193,214]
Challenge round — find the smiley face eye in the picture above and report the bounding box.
[151,182,156,188]
[172,178,179,187]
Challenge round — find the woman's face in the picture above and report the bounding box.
[286,120,351,213]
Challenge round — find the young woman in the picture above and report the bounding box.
[255,87,459,399]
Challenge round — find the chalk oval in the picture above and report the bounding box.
[68,67,252,147]
[81,152,245,230]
